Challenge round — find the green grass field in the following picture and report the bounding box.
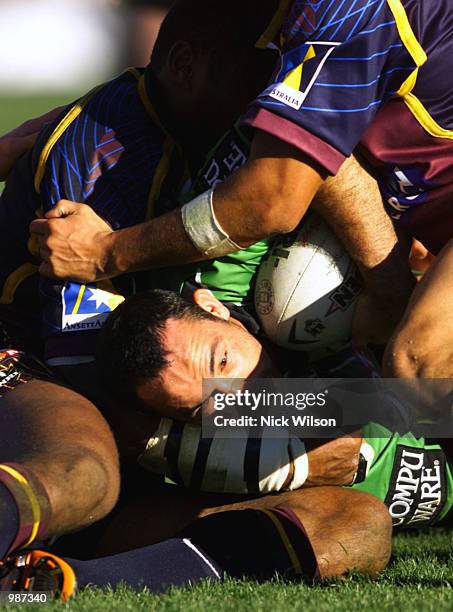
[0,531,451,611]
[0,96,452,610]
[0,94,77,136]
[0,93,78,195]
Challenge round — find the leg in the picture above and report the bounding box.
[0,374,119,557]
[1,486,390,598]
[92,484,392,579]
[197,487,392,579]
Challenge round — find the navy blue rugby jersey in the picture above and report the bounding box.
[0,68,186,363]
[243,0,450,173]
[243,0,453,252]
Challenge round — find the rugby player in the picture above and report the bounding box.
[97,288,453,530]
[33,0,453,347]
[0,1,285,571]
[0,486,391,598]
[0,0,380,573]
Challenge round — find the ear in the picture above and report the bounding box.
[166,40,194,89]
[193,289,230,321]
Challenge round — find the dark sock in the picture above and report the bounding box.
[66,538,222,593]
[181,507,319,582]
[0,482,19,559]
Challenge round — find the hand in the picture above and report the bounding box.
[29,200,113,282]
[0,106,64,180]
[305,434,362,486]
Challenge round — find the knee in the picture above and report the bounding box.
[33,443,120,531]
[348,492,392,575]
[71,446,120,519]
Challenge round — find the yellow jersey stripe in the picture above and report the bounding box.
[137,73,182,218]
[34,84,104,194]
[256,0,291,49]
[0,263,38,305]
[386,0,427,67]
[385,0,453,138]
[71,285,86,315]
[138,75,169,137]
[125,66,142,81]
[387,0,426,103]
[260,509,303,575]
[0,464,41,548]
[403,93,453,139]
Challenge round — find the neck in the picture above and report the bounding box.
[144,67,181,142]
[145,67,220,163]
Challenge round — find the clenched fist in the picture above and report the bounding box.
[29,200,114,282]
[305,434,363,487]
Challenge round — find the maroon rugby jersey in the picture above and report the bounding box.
[244,0,453,252]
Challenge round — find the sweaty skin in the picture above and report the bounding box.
[385,235,453,379]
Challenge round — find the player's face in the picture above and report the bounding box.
[135,293,277,422]
[160,42,276,147]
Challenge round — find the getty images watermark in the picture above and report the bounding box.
[212,388,335,429]
[201,378,453,439]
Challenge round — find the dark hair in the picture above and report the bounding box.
[96,289,216,403]
[150,0,276,73]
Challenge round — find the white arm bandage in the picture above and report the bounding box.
[181,188,242,258]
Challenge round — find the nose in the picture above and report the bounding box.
[204,377,245,396]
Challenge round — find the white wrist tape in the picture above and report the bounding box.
[181,188,241,258]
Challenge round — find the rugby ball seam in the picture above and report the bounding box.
[277,244,320,326]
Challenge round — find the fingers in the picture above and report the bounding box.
[38,245,51,261]
[29,218,50,236]
[45,199,81,219]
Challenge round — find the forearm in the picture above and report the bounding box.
[214,131,324,244]
[106,132,324,276]
[35,131,325,280]
[313,154,415,299]
[103,208,206,275]
[384,237,453,378]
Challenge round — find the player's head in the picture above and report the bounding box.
[97,289,275,421]
[149,0,278,146]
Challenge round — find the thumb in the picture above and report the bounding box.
[39,260,54,279]
[45,199,81,219]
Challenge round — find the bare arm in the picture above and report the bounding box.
[0,107,64,181]
[385,235,453,378]
[30,131,324,280]
[313,154,415,344]
[30,127,413,350]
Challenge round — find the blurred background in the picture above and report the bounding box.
[0,0,171,139]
